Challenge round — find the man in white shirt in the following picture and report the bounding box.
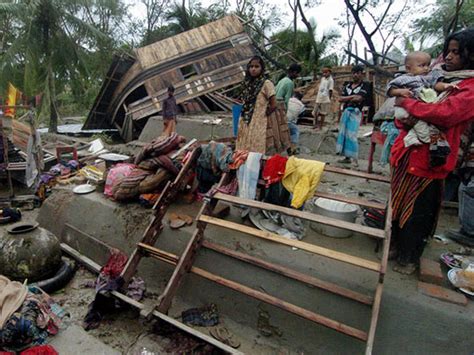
[312,67,334,130]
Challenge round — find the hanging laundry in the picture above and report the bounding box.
[262,154,288,187]
[237,152,262,200]
[229,150,249,170]
[282,157,325,209]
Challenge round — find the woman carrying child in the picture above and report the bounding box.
[391,28,474,274]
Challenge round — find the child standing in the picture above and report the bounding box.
[388,51,457,166]
[162,85,178,136]
[312,67,334,130]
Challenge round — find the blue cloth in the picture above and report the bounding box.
[232,104,242,136]
[336,107,361,159]
[459,177,474,236]
[237,152,262,200]
[379,121,399,165]
[288,121,300,144]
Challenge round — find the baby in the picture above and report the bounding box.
[388,51,456,167]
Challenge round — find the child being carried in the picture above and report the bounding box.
[388,51,457,167]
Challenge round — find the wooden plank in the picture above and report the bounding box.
[212,193,386,239]
[156,173,227,313]
[201,240,374,305]
[60,243,241,354]
[365,197,392,354]
[120,144,198,283]
[199,215,381,272]
[140,243,367,341]
[314,191,386,210]
[324,165,390,183]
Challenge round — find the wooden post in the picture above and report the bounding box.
[0,114,14,198]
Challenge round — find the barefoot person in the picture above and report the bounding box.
[391,28,474,274]
[162,86,178,136]
[312,67,334,130]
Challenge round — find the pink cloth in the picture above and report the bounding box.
[104,163,136,197]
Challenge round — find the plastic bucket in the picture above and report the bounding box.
[310,198,359,238]
[232,104,242,136]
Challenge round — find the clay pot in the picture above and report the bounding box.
[0,222,62,282]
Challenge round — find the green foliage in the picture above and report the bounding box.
[412,0,474,52]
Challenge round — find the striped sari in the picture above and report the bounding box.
[391,152,434,227]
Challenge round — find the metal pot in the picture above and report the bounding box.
[310,198,359,238]
[0,222,62,282]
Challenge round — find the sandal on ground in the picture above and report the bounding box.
[209,327,240,348]
[338,157,351,164]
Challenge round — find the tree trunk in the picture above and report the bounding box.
[296,0,319,72]
[48,64,58,133]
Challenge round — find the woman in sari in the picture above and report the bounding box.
[391,28,474,274]
[236,56,277,154]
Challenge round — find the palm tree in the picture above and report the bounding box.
[0,0,107,132]
[165,0,208,34]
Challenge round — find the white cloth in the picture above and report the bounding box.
[316,76,334,103]
[286,98,305,123]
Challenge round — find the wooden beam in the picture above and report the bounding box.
[212,193,386,239]
[199,215,381,272]
[139,243,367,342]
[314,192,386,211]
[60,243,241,354]
[201,240,374,305]
[323,165,391,183]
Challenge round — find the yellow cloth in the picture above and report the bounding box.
[0,275,28,329]
[282,157,325,208]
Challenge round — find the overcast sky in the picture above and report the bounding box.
[129,0,437,57]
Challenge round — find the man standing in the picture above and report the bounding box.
[275,63,302,109]
[312,67,334,130]
[275,63,302,154]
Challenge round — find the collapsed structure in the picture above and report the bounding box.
[84,15,255,141]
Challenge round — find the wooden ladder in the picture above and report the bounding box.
[136,166,392,354]
[120,139,199,284]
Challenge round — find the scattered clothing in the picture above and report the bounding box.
[0,208,22,223]
[126,277,146,301]
[0,287,67,351]
[336,107,361,160]
[104,163,136,197]
[83,249,129,331]
[0,276,28,329]
[282,157,325,209]
[228,150,249,170]
[134,133,184,165]
[262,154,288,187]
[264,182,290,207]
[197,142,233,175]
[237,152,262,200]
[216,177,239,196]
[181,304,219,327]
[20,345,58,355]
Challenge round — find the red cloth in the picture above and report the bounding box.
[20,345,58,355]
[391,77,474,179]
[262,154,288,186]
[101,249,128,278]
